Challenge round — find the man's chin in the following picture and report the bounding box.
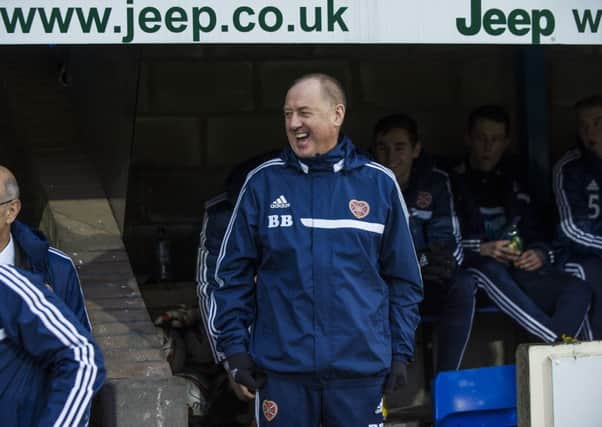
[291,142,315,158]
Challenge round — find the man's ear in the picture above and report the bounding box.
[413,142,422,159]
[5,199,21,225]
[333,104,345,127]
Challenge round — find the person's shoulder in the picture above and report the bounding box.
[205,192,229,210]
[448,161,468,189]
[204,193,233,232]
[362,161,397,184]
[554,147,583,175]
[47,247,77,272]
[242,157,287,184]
[449,161,468,185]
[0,264,48,299]
[422,167,452,202]
[431,166,452,185]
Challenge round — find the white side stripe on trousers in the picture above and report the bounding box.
[467,268,557,343]
[564,263,594,340]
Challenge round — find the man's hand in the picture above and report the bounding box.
[513,249,544,271]
[227,372,256,401]
[480,240,521,264]
[225,353,266,398]
[384,361,408,393]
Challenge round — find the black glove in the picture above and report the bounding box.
[420,243,457,285]
[384,360,408,393]
[225,352,266,390]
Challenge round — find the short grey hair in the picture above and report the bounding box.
[292,73,347,107]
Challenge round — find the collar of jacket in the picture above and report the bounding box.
[581,145,602,171]
[280,135,368,174]
[462,156,504,180]
[11,220,49,272]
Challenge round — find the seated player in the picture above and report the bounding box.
[553,95,602,339]
[452,105,592,343]
[373,113,476,372]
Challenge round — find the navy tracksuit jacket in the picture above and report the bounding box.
[11,220,90,331]
[0,265,105,426]
[554,146,602,338]
[205,137,423,377]
[403,155,474,372]
[197,192,231,364]
[452,158,592,342]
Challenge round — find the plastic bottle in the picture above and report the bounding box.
[156,227,173,282]
[501,217,523,253]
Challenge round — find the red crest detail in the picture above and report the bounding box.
[416,192,433,209]
[262,400,278,422]
[349,199,370,219]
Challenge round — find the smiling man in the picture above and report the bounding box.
[284,75,345,158]
[554,95,602,339]
[206,73,423,427]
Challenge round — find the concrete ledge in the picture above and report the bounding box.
[4,50,188,426]
[95,377,188,427]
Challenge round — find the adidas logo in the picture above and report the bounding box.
[270,195,290,209]
[587,180,599,192]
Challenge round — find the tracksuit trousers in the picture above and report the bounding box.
[421,270,476,372]
[464,254,592,342]
[256,373,386,427]
[564,255,602,339]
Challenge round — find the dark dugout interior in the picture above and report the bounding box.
[1,44,601,284]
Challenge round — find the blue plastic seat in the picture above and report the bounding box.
[433,364,517,427]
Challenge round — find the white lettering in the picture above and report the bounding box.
[268,215,293,228]
[268,215,280,228]
[280,215,293,227]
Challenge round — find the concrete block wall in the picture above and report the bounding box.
[132,44,521,168]
[69,46,140,234]
[0,48,188,426]
[126,44,521,280]
[546,46,602,161]
[127,44,602,282]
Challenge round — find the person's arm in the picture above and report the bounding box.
[211,185,260,359]
[0,265,105,427]
[381,183,424,363]
[195,195,229,364]
[426,170,464,266]
[554,159,602,257]
[196,194,259,401]
[450,172,483,255]
[451,172,519,263]
[49,248,92,332]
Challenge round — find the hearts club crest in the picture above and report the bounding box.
[416,191,433,209]
[262,400,278,422]
[349,199,370,219]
